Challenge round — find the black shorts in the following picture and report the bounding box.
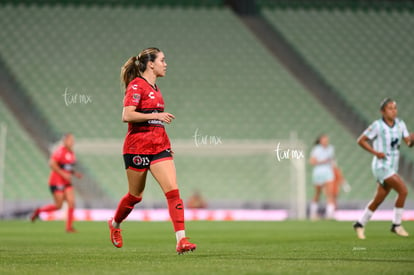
[123,149,173,171]
[50,184,72,194]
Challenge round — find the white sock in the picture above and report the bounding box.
[310,202,318,218]
[392,207,404,225]
[358,208,374,226]
[326,203,335,219]
[175,230,185,243]
[112,220,120,229]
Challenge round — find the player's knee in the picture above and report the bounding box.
[369,199,382,210]
[398,188,408,198]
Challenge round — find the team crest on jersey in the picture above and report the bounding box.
[132,93,141,103]
[65,152,72,161]
[132,155,142,165]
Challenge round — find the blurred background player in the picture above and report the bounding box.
[107,47,196,254]
[353,98,413,239]
[31,133,82,232]
[309,134,337,220]
[187,190,207,209]
[332,165,348,209]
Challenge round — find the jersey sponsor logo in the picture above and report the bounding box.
[148,119,164,125]
[390,138,399,149]
[62,164,74,171]
[147,110,164,126]
[148,92,155,99]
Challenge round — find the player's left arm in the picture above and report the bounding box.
[71,160,83,179]
[404,135,414,148]
[73,170,83,179]
[401,120,413,148]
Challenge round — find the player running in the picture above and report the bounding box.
[108,47,196,254]
[353,98,413,239]
[31,133,82,232]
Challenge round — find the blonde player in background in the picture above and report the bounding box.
[31,133,82,232]
[353,98,413,239]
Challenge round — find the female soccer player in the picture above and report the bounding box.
[309,134,337,220]
[108,47,196,254]
[353,98,413,239]
[31,133,82,232]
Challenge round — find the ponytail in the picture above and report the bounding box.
[120,56,140,88]
[120,47,161,89]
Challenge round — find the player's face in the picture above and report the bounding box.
[320,135,329,147]
[381,101,397,121]
[151,51,167,77]
[63,134,74,150]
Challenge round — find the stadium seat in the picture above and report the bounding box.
[2,1,406,208]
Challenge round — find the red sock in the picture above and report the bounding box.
[66,207,74,230]
[39,204,58,213]
[114,193,142,223]
[166,189,185,232]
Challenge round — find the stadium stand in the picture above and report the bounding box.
[0,100,50,203]
[1,0,411,212]
[258,0,414,162]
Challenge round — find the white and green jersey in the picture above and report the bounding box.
[363,118,409,171]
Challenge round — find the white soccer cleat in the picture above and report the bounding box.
[353,222,366,240]
[391,224,409,237]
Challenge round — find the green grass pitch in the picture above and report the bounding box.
[1,220,413,274]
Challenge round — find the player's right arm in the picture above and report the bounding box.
[122,83,175,124]
[49,158,71,181]
[309,147,319,166]
[122,106,175,124]
[358,121,385,159]
[357,134,385,159]
[309,147,332,166]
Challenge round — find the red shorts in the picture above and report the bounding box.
[123,149,173,172]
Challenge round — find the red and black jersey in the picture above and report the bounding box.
[49,145,76,186]
[122,77,171,155]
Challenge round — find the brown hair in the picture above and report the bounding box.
[380,97,395,111]
[314,134,326,145]
[120,47,161,88]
